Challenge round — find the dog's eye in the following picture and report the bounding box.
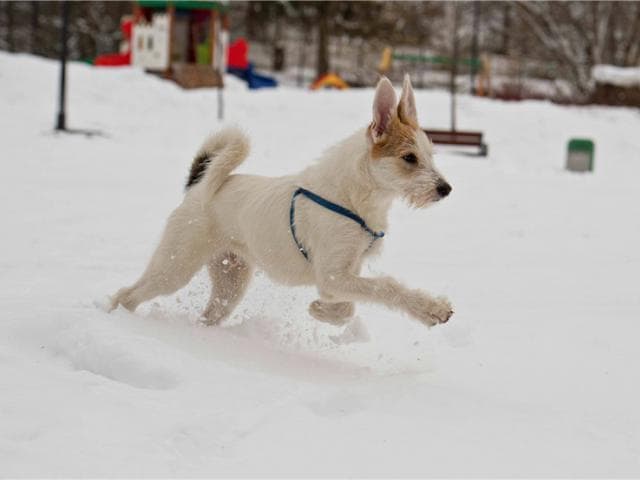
[402,153,418,164]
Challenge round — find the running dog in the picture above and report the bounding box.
[110,75,454,327]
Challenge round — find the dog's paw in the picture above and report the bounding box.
[106,294,123,313]
[107,287,139,313]
[429,296,454,325]
[94,296,116,312]
[407,292,453,327]
[202,298,229,326]
[309,300,354,326]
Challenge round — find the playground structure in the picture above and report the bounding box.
[380,47,488,156]
[131,0,228,89]
[93,17,133,67]
[94,3,276,91]
[95,1,230,89]
[378,3,488,157]
[379,48,491,96]
[131,12,169,71]
[310,73,349,90]
[226,37,277,89]
[377,4,487,156]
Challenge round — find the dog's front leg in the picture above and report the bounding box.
[316,262,452,326]
[308,300,354,325]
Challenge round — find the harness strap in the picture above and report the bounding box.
[289,187,385,261]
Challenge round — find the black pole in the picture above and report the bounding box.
[56,1,69,131]
[450,4,459,132]
[296,26,306,88]
[216,15,224,121]
[7,1,15,53]
[217,84,224,120]
[31,1,40,55]
[470,1,480,95]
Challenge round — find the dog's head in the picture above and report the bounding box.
[367,75,451,208]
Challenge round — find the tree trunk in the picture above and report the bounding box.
[501,3,510,55]
[316,2,329,78]
[450,3,459,132]
[272,2,285,71]
[245,2,255,40]
[470,1,481,94]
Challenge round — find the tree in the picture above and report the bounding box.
[514,1,640,97]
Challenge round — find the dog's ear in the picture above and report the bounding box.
[398,74,418,126]
[370,76,397,144]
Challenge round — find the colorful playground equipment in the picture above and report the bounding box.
[310,73,349,90]
[94,18,133,67]
[94,1,228,89]
[379,45,488,156]
[94,2,276,91]
[226,38,277,89]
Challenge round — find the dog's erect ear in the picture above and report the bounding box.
[370,76,397,144]
[398,74,418,126]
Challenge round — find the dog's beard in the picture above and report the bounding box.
[403,181,440,209]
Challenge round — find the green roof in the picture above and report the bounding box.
[138,1,227,12]
[393,53,481,68]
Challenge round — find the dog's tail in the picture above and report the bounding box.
[185,127,250,196]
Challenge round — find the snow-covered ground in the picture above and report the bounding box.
[1,52,640,477]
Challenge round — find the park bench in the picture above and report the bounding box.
[423,129,488,156]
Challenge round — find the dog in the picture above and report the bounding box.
[110,75,453,327]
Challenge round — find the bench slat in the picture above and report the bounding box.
[424,129,483,146]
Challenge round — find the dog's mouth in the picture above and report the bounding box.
[404,189,441,209]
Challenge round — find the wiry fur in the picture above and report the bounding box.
[185,127,250,194]
[110,75,454,327]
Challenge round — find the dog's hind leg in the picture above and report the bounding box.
[110,207,213,312]
[308,300,354,325]
[203,252,253,325]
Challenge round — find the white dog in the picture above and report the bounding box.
[110,75,453,327]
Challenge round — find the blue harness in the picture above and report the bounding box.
[289,187,385,261]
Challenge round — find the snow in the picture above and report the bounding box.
[1,51,640,476]
[593,64,640,88]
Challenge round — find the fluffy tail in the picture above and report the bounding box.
[185,127,250,196]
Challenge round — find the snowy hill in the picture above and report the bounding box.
[1,52,639,476]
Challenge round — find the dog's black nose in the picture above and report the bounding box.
[436,182,452,198]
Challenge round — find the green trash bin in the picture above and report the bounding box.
[566,138,594,172]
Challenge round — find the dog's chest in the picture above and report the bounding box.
[362,235,384,258]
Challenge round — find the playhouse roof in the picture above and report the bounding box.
[137,1,227,12]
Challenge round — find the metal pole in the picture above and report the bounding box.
[297,28,306,88]
[470,1,480,95]
[31,1,40,55]
[450,3,459,132]
[217,85,224,121]
[7,1,15,53]
[56,1,69,131]
[216,15,224,121]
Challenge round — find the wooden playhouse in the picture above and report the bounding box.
[131,1,229,89]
